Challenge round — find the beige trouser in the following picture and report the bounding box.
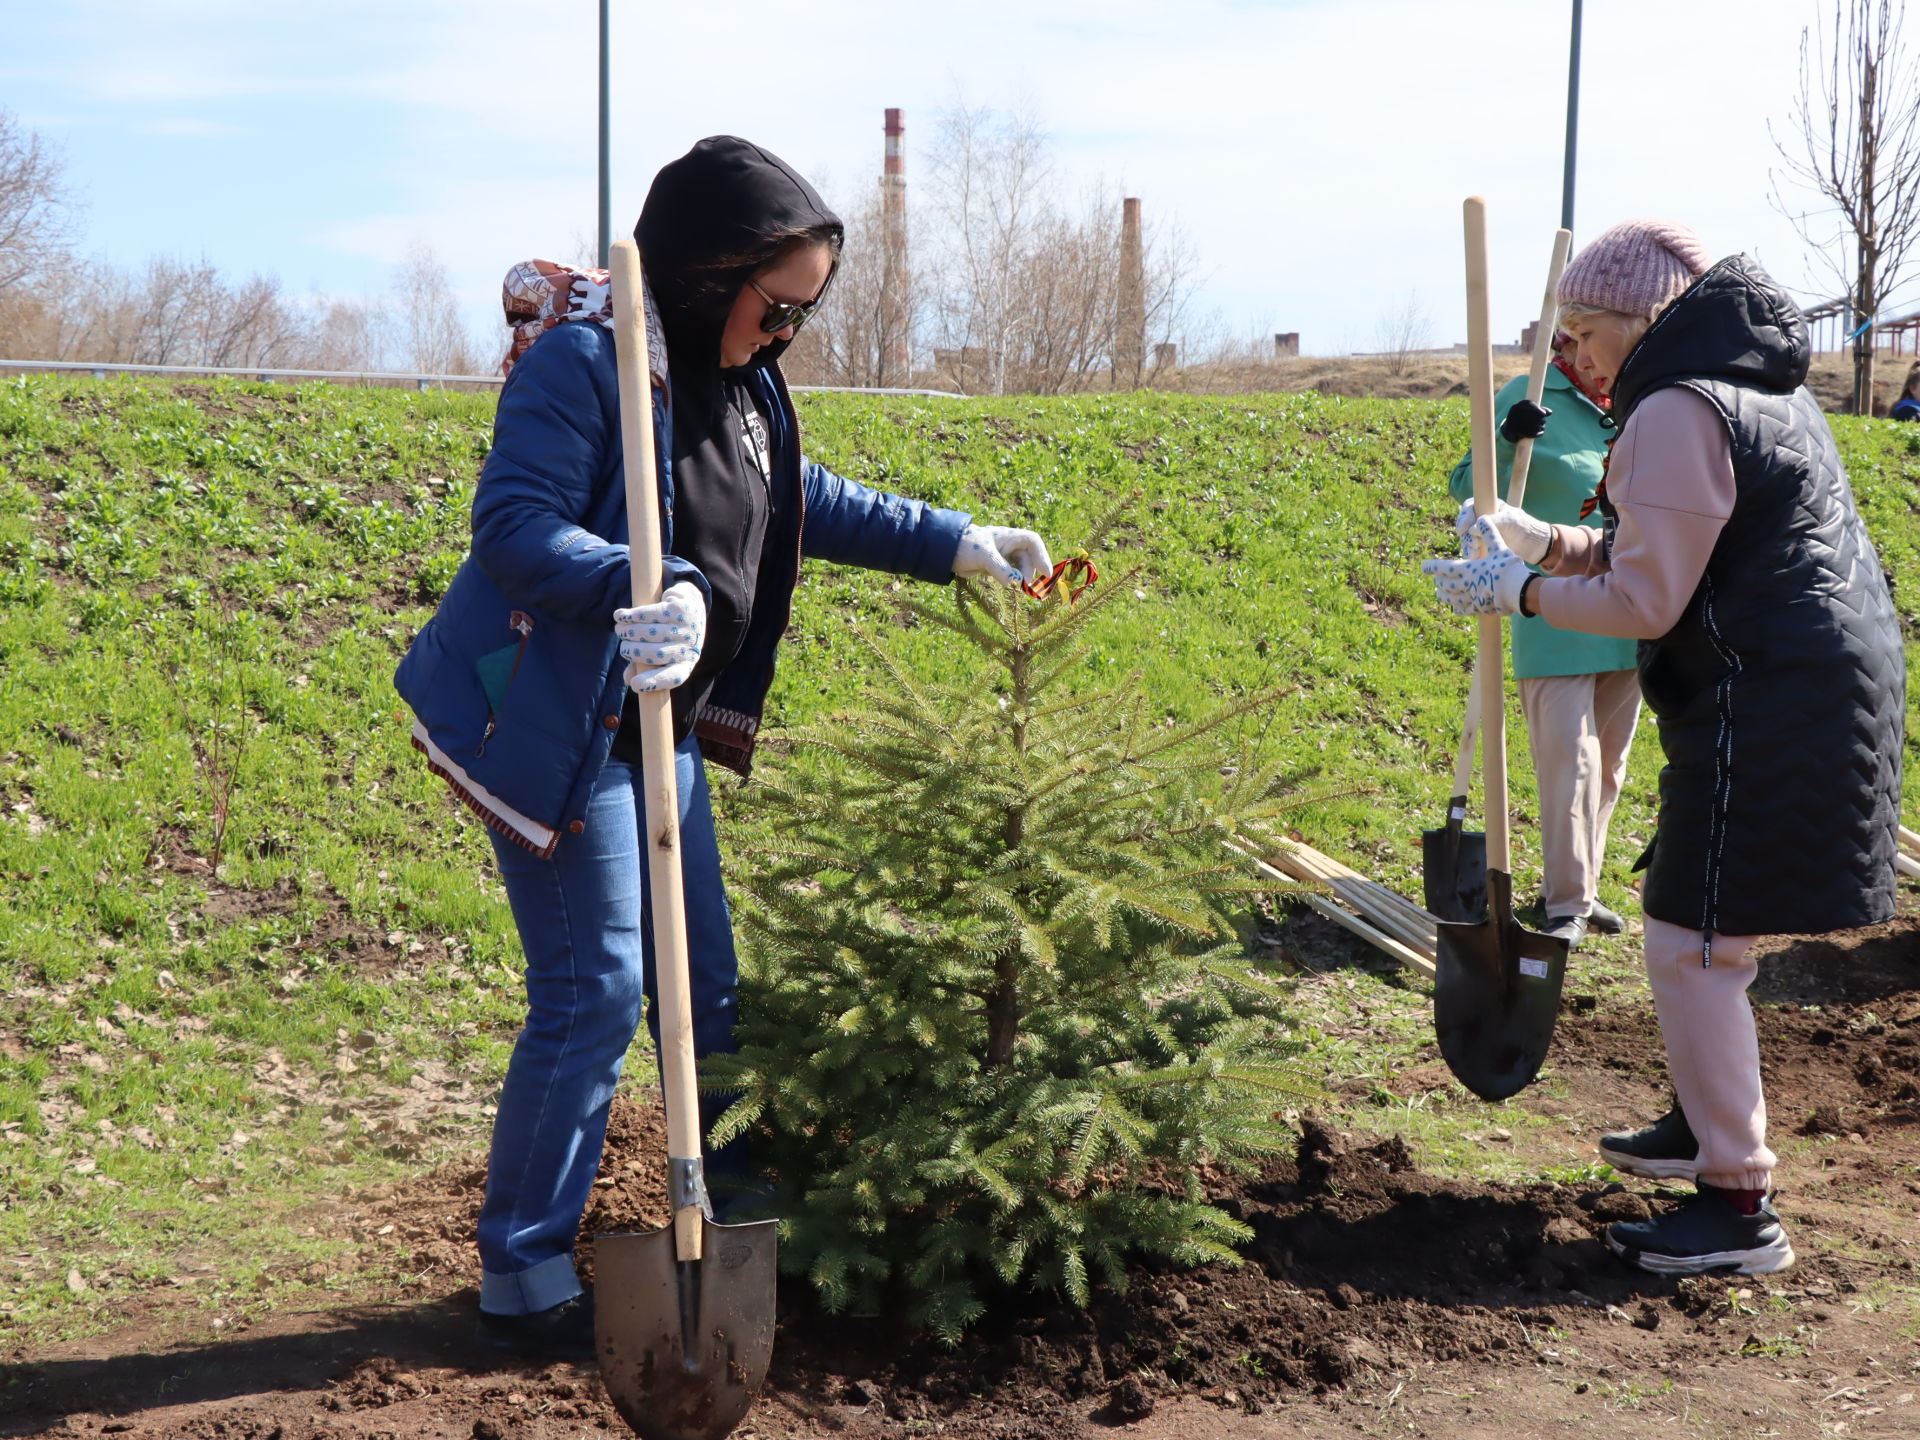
[1516,669,1641,918]
[1644,919,1774,1190]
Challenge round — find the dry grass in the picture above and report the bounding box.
[1162,351,1533,401]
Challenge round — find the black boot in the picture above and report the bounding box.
[1605,1182,1794,1276]
[1599,1105,1700,1181]
[1586,901,1625,935]
[475,1290,596,1361]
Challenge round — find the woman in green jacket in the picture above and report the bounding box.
[1448,340,1639,946]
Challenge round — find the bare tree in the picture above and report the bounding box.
[393,241,482,375]
[304,295,392,372]
[1373,291,1433,377]
[915,102,1202,396]
[784,180,921,388]
[1772,0,1920,413]
[0,108,78,294]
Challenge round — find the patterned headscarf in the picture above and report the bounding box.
[498,258,667,387]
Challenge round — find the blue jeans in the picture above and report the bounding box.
[477,734,741,1315]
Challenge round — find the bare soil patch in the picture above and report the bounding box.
[7,922,1920,1440]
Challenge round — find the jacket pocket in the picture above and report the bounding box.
[472,611,535,756]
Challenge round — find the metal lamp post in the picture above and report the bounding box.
[1562,0,1582,235]
[595,0,610,266]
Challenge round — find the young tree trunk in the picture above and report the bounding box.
[1854,44,1881,415]
[1855,258,1879,413]
[985,644,1031,1068]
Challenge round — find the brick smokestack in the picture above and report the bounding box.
[1116,197,1145,389]
[882,108,909,384]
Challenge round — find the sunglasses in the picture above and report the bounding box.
[748,268,836,336]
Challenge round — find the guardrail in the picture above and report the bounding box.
[0,356,965,399]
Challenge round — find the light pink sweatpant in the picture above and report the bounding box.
[1517,670,1641,919]
[1643,917,1774,1190]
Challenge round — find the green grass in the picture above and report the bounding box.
[2,374,1918,1340]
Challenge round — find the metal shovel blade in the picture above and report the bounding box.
[1420,794,1488,924]
[1432,869,1569,1102]
[595,1216,778,1440]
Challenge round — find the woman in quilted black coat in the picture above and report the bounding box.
[1428,219,1904,1277]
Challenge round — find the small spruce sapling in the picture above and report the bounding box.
[709,540,1318,1342]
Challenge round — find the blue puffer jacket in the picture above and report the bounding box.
[394,318,970,856]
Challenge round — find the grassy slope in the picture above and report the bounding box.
[2,375,1917,1339]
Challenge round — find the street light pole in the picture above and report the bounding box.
[1561,0,1582,236]
[598,0,612,267]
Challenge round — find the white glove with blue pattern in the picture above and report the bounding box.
[1453,497,1555,565]
[613,580,706,693]
[952,524,1054,586]
[1422,517,1532,616]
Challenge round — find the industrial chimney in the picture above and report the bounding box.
[882,108,909,384]
[1116,197,1145,389]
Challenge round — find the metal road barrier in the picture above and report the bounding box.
[0,357,966,399]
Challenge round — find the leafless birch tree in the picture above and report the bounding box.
[1772,0,1920,412]
[0,108,77,295]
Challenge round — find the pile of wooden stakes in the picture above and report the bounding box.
[1230,824,1920,986]
[1898,825,1920,880]
[1226,827,1438,981]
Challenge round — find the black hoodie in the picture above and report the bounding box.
[628,137,843,740]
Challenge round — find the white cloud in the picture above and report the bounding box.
[141,117,239,138]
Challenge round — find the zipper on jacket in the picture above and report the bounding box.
[1700,575,1741,967]
[475,611,537,759]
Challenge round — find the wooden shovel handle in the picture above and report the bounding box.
[1448,228,1572,799]
[1463,198,1509,874]
[609,239,704,1262]
[1507,229,1573,510]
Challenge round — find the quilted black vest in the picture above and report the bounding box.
[1610,256,1904,940]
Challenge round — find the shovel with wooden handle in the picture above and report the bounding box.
[1421,228,1571,926]
[594,238,777,1440]
[1430,199,1570,1104]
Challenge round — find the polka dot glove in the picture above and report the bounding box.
[952,523,1054,587]
[613,580,706,693]
[1422,517,1532,616]
[1453,497,1554,565]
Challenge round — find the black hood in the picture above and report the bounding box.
[635,135,841,377]
[1611,254,1811,422]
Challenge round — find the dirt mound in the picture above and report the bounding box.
[353,1094,671,1297]
[759,1120,1672,1434]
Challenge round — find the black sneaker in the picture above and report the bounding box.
[475,1291,596,1361]
[1586,902,1625,935]
[1599,1105,1701,1181]
[1605,1183,1795,1276]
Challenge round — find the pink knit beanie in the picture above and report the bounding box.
[1557,219,1713,318]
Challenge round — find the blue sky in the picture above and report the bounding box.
[2,0,1889,364]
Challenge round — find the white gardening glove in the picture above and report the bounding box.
[1422,517,1532,617]
[952,523,1053,587]
[1453,497,1554,566]
[613,580,706,693]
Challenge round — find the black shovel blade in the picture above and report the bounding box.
[595,1216,778,1440]
[1432,869,1569,1102]
[1421,794,1488,924]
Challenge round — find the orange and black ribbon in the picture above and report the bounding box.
[1022,555,1098,603]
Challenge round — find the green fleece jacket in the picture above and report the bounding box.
[1447,366,1638,679]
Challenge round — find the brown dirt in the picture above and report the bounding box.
[6,925,1920,1440]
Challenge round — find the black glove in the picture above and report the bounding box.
[1500,398,1552,443]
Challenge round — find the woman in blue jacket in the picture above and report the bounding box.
[394,136,1051,1356]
